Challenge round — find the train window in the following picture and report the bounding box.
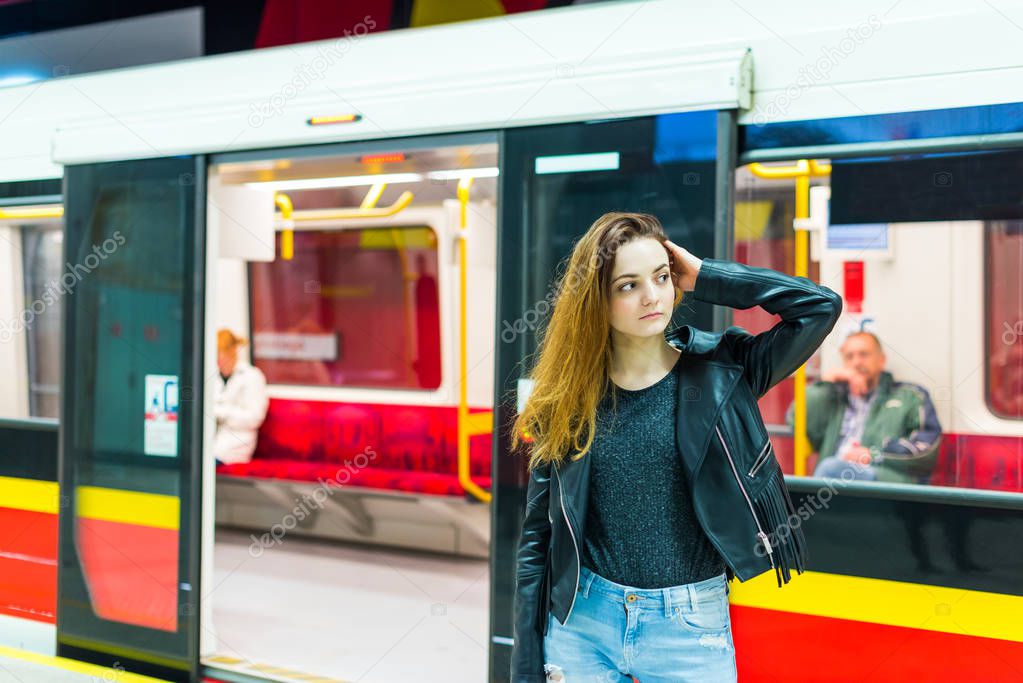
[501,111,720,345]
[249,226,442,389]
[21,225,63,418]
[0,221,62,420]
[986,220,1023,420]
[737,156,1023,495]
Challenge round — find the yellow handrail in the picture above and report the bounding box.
[360,182,386,210]
[0,205,64,220]
[748,160,832,476]
[272,187,413,261]
[286,191,414,222]
[456,176,492,504]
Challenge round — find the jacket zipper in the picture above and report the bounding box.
[747,440,772,477]
[715,425,775,567]
[539,500,553,636]
[553,465,580,623]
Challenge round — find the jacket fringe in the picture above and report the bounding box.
[752,469,808,587]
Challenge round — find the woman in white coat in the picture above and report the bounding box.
[213,329,269,466]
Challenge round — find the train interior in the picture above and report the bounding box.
[201,141,499,682]
[733,158,1023,490]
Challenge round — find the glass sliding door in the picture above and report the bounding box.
[490,110,733,682]
[59,157,205,682]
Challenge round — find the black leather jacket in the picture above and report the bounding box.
[511,258,843,682]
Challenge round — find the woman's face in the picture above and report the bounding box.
[218,348,238,376]
[606,237,674,339]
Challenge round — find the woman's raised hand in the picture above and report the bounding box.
[662,239,703,293]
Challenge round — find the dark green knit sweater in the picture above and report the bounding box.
[581,359,726,588]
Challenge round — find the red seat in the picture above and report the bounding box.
[765,432,1021,492]
[321,403,384,465]
[218,399,493,497]
[929,434,1022,492]
[256,399,323,461]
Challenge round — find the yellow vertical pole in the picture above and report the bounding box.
[748,160,831,476]
[792,172,811,475]
[458,178,472,484]
[456,177,491,503]
[274,193,294,260]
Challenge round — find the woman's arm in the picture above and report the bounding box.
[511,461,553,683]
[689,257,843,398]
[216,370,270,430]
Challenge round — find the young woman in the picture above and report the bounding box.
[212,328,269,467]
[510,213,842,683]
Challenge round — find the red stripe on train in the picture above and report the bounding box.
[0,507,57,623]
[76,518,179,632]
[731,604,1023,682]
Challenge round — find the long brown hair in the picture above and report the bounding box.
[511,212,679,470]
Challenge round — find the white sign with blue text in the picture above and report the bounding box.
[144,374,179,457]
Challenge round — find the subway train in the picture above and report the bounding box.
[0,1,1022,681]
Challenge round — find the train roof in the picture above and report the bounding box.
[1,0,1022,181]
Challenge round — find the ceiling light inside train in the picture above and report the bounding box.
[246,172,424,191]
[245,167,499,191]
[427,167,499,180]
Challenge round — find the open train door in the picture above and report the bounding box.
[57,157,206,682]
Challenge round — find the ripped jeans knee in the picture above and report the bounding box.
[544,663,565,682]
[545,663,626,682]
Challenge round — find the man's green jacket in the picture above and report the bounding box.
[788,370,943,484]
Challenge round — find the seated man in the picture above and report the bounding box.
[214,328,269,466]
[786,331,942,484]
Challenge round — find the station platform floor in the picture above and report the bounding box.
[0,530,489,683]
[205,528,489,682]
[0,644,164,682]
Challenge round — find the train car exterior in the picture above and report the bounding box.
[0,1,1022,681]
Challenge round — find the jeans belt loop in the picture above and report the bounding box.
[581,567,596,599]
[687,583,697,611]
[662,587,672,618]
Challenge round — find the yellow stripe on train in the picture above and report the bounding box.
[76,486,179,530]
[730,570,1023,643]
[0,475,179,530]
[0,476,59,514]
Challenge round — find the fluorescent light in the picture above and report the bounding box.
[245,172,424,191]
[244,167,500,191]
[535,152,620,175]
[426,167,499,181]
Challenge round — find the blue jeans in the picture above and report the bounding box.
[814,455,878,481]
[543,566,737,682]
